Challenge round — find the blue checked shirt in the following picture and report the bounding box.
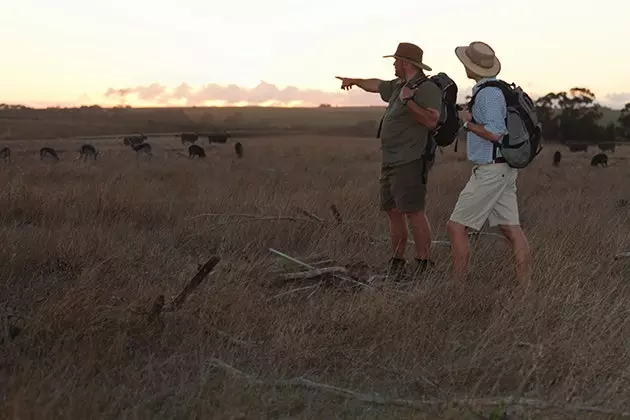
[467,77,508,164]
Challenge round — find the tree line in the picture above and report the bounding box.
[532,88,629,144]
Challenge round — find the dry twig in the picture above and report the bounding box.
[614,251,630,260]
[294,206,324,222]
[170,256,221,310]
[278,266,349,281]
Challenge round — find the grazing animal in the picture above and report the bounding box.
[188,144,206,158]
[598,143,616,153]
[208,132,230,144]
[40,147,59,161]
[181,132,199,145]
[552,150,561,166]
[568,144,588,153]
[590,153,608,167]
[234,141,243,158]
[0,147,10,163]
[123,134,147,146]
[129,142,153,158]
[79,144,98,161]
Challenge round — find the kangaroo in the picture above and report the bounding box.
[208,132,229,144]
[40,147,59,161]
[123,134,147,146]
[0,147,10,163]
[181,132,199,145]
[552,150,561,166]
[188,144,206,158]
[590,153,608,168]
[130,142,153,159]
[79,144,98,161]
[234,141,243,158]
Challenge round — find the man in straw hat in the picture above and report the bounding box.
[446,41,531,289]
[336,42,443,281]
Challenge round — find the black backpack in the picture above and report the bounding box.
[408,72,461,149]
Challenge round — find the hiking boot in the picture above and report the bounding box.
[386,257,406,281]
[409,258,435,279]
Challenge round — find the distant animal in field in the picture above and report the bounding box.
[552,150,561,166]
[188,144,206,158]
[78,144,98,161]
[40,147,59,161]
[123,134,147,146]
[0,147,10,163]
[129,142,153,159]
[208,132,229,144]
[568,144,588,153]
[598,143,616,153]
[590,153,608,167]
[180,132,199,145]
[234,142,243,158]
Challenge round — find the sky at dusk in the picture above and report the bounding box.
[3,0,629,109]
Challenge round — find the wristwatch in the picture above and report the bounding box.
[463,121,470,130]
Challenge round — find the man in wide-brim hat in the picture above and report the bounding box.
[336,42,443,281]
[446,41,531,289]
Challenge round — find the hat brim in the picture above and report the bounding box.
[454,46,501,77]
[383,54,432,72]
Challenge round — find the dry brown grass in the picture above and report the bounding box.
[0,134,629,419]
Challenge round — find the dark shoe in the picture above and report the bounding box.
[410,258,435,278]
[386,257,406,281]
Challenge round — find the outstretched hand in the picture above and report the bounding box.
[335,76,356,90]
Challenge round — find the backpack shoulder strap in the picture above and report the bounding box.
[406,75,431,90]
[468,79,510,109]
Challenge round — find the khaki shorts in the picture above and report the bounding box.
[449,163,519,230]
[380,156,433,213]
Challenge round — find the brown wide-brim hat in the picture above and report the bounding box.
[455,41,501,77]
[383,42,432,72]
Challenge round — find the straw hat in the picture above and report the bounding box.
[454,41,501,77]
[383,42,432,72]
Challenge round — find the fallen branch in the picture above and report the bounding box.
[209,358,630,417]
[269,248,372,289]
[279,266,349,281]
[170,256,221,310]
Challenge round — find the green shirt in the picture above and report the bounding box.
[378,73,443,167]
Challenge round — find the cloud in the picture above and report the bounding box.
[103,81,388,107]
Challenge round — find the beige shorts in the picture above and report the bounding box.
[449,163,520,231]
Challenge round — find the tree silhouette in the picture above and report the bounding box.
[534,88,603,144]
[618,103,630,141]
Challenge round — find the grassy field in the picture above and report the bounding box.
[1,133,629,419]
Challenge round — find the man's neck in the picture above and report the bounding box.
[403,69,423,82]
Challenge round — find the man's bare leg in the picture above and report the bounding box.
[498,225,531,290]
[406,210,432,260]
[387,208,407,258]
[446,220,470,282]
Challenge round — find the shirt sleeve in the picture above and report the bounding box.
[475,87,508,136]
[412,80,443,116]
[378,79,399,102]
